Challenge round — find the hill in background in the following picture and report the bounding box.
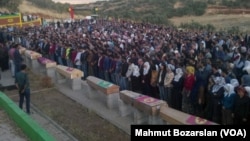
[1,0,250,32]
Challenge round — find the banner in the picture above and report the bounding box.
[0,14,21,27]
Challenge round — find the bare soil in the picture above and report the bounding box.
[4,70,130,141]
[15,0,250,32]
[170,14,250,32]
[170,5,250,32]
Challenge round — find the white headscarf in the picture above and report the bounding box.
[244,86,250,97]
[230,79,239,88]
[168,64,175,71]
[243,65,250,74]
[212,76,226,93]
[143,61,150,75]
[244,60,250,68]
[133,65,140,77]
[223,84,235,97]
[173,68,183,82]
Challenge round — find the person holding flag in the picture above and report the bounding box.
[68,6,74,20]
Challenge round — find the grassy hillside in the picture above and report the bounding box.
[18,0,86,19]
[170,14,250,33]
[92,0,250,32]
[86,0,250,32]
[91,0,208,25]
[0,0,86,19]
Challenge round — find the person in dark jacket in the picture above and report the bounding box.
[232,86,250,125]
[140,57,152,96]
[190,61,210,117]
[119,57,129,90]
[157,62,167,101]
[205,76,225,124]
[171,68,184,111]
[222,84,236,125]
[13,44,23,75]
[0,43,9,71]
[15,64,31,114]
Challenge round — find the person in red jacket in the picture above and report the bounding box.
[49,41,56,61]
[71,47,78,68]
[182,65,196,114]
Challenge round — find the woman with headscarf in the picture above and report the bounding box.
[171,68,184,111]
[205,76,225,124]
[181,65,195,114]
[0,43,9,71]
[222,84,236,125]
[141,58,152,96]
[232,86,250,125]
[230,79,239,88]
[241,74,250,87]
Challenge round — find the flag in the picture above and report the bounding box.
[68,6,74,19]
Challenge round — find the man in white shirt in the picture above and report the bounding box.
[74,47,84,70]
[126,58,135,90]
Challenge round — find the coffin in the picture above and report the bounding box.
[119,90,142,105]
[133,95,167,116]
[55,65,83,79]
[86,76,119,95]
[19,47,26,55]
[37,57,57,68]
[24,50,42,60]
[159,105,218,125]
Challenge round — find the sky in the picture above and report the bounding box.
[52,0,99,4]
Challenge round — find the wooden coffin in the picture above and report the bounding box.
[86,76,120,95]
[159,105,218,125]
[19,47,26,55]
[56,65,83,79]
[37,57,57,68]
[119,90,142,105]
[24,50,42,60]
[133,95,167,116]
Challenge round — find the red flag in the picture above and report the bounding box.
[68,6,74,19]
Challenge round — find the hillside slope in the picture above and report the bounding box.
[170,4,250,32]
[87,0,250,32]
[0,0,85,19]
[18,0,67,19]
[1,0,250,32]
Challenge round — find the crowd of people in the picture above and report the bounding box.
[0,11,19,16]
[0,18,250,124]
[0,11,40,23]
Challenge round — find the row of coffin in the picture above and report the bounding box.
[19,46,218,125]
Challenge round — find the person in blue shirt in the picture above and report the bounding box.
[13,44,23,75]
